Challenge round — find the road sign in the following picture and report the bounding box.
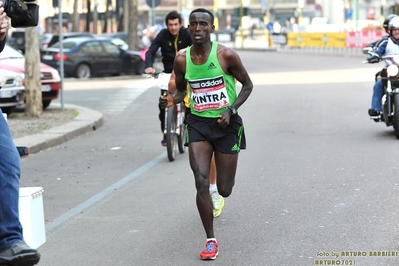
[146,0,161,8]
[260,1,267,8]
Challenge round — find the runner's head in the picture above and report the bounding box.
[188,8,215,44]
[190,8,214,25]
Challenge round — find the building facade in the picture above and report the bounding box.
[36,0,399,34]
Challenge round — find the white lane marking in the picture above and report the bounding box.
[45,152,166,232]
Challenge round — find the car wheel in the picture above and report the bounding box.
[1,106,16,116]
[75,63,91,79]
[42,100,51,109]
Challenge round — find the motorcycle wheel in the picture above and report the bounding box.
[393,93,399,139]
[166,107,177,161]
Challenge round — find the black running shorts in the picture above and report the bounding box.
[185,112,246,154]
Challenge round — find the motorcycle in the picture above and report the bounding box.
[364,47,399,139]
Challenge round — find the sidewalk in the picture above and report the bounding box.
[12,103,103,154]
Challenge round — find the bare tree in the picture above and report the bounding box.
[86,0,92,32]
[116,0,123,31]
[24,27,42,116]
[128,0,139,50]
[71,0,79,32]
[103,0,113,33]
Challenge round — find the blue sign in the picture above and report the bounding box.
[260,1,267,8]
[345,8,353,20]
[266,22,273,31]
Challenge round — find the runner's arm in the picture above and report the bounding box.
[171,52,187,105]
[223,48,253,110]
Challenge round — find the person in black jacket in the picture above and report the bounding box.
[144,11,193,146]
[0,2,41,265]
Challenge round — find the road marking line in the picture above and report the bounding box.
[45,152,166,233]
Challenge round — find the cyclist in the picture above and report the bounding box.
[168,70,224,218]
[144,11,193,146]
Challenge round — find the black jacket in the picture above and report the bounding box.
[0,37,5,53]
[144,26,193,73]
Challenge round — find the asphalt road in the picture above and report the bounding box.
[19,50,399,266]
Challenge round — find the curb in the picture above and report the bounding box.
[13,103,104,154]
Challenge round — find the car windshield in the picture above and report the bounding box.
[111,38,124,45]
[0,45,24,59]
[39,35,50,42]
[50,41,77,50]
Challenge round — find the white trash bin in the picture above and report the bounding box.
[18,187,46,249]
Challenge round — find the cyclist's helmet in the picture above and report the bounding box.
[384,14,398,33]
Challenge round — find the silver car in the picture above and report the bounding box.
[0,69,25,115]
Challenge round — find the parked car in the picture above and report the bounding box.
[0,69,25,115]
[7,29,26,53]
[101,32,128,43]
[39,33,54,50]
[41,37,143,79]
[109,38,128,50]
[47,32,96,48]
[0,44,61,109]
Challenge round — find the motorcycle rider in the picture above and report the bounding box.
[367,16,399,118]
[367,14,397,50]
[366,14,398,94]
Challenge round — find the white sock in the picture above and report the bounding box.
[207,238,217,242]
[209,183,217,193]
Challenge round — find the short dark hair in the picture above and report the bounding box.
[190,8,214,25]
[165,11,182,25]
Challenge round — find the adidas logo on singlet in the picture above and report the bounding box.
[207,62,217,70]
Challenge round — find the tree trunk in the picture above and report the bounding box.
[24,28,42,117]
[86,0,92,32]
[71,0,79,32]
[128,0,139,50]
[117,0,125,32]
[103,0,112,33]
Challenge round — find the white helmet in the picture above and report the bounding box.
[389,16,399,31]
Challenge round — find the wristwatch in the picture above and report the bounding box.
[228,106,237,115]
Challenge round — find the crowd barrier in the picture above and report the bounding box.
[270,30,385,49]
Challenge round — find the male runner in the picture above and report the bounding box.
[161,8,253,260]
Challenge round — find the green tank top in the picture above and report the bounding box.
[185,42,236,118]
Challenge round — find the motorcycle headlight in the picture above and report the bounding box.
[387,65,399,76]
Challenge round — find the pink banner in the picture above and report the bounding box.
[346,30,385,48]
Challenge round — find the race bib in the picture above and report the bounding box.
[189,75,230,112]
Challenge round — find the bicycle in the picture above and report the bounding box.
[150,72,186,161]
